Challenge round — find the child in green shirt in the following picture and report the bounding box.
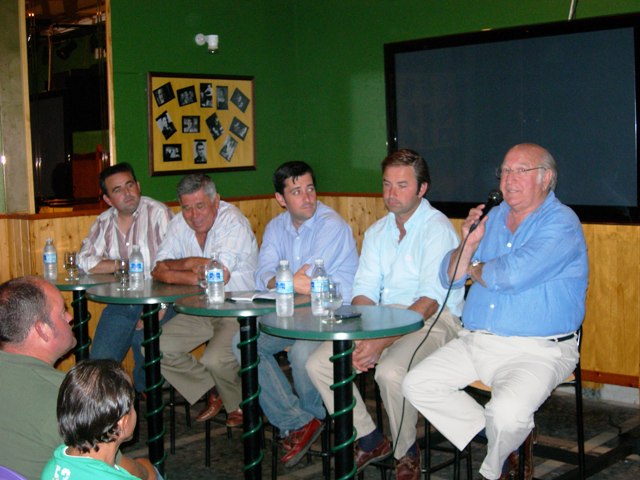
[41,360,157,480]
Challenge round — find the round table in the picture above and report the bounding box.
[259,305,424,480]
[86,280,202,475]
[52,273,115,362]
[174,292,310,480]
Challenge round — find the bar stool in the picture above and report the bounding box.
[423,416,473,480]
[364,374,472,480]
[168,385,232,467]
[169,385,191,454]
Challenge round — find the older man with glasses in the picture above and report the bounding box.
[403,143,588,480]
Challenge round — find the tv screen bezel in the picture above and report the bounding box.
[384,13,640,224]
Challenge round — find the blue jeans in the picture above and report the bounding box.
[91,304,175,391]
[232,330,325,432]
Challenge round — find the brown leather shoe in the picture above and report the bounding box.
[195,390,224,422]
[355,436,392,473]
[226,408,243,427]
[396,446,421,480]
[280,418,324,467]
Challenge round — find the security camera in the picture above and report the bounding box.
[195,34,219,53]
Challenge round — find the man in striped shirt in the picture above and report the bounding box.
[78,163,173,391]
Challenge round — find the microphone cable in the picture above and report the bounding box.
[386,227,474,461]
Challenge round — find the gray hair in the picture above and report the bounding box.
[536,147,558,192]
[0,276,51,346]
[176,174,217,201]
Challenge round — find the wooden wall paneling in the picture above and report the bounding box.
[6,218,31,280]
[29,214,98,275]
[232,196,282,245]
[31,217,61,274]
[0,218,10,282]
[581,224,640,383]
[318,195,386,253]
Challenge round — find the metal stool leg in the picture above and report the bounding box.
[169,387,177,454]
[271,424,279,480]
[575,360,586,479]
[168,386,192,455]
[465,445,473,480]
[424,417,431,480]
[322,419,331,479]
[205,418,212,467]
[422,416,472,480]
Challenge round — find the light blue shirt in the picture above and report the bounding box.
[354,198,464,316]
[440,191,588,336]
[255,201,358,301]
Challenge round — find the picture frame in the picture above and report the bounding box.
[148,72,255,175]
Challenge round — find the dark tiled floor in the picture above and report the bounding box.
[122,387,640,480]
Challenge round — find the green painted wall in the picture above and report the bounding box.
[110,0,640,202]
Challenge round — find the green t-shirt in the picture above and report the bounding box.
[41,445,138,480]
[0,351,64,480]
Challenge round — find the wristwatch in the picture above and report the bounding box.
[469,259,485,286]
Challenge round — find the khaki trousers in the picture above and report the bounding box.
[160,313,241,409]
[306,307,460,459]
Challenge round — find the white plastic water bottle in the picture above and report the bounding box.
[275,259,294,316]
[129,245,144,287]
[43,238,58,279]
[206,253,225,304]
[310,258,329,315]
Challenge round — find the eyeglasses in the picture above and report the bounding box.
[495,166,546,179]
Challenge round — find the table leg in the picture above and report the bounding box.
[332,339,357,480]
[70,289,91,362]
[141,303,166,476]
[237,315,263,480]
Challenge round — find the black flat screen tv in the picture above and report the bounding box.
[384,14,640,224]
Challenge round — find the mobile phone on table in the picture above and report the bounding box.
[334,305,362,320]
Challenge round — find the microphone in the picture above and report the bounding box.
[469,189,503,232]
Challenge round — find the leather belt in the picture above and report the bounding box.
[469,330,576,342]
[549,332,576,343]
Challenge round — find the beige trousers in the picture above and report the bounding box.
[160,313,241,409]
[403,330,579,479]
[306,307,460,459]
